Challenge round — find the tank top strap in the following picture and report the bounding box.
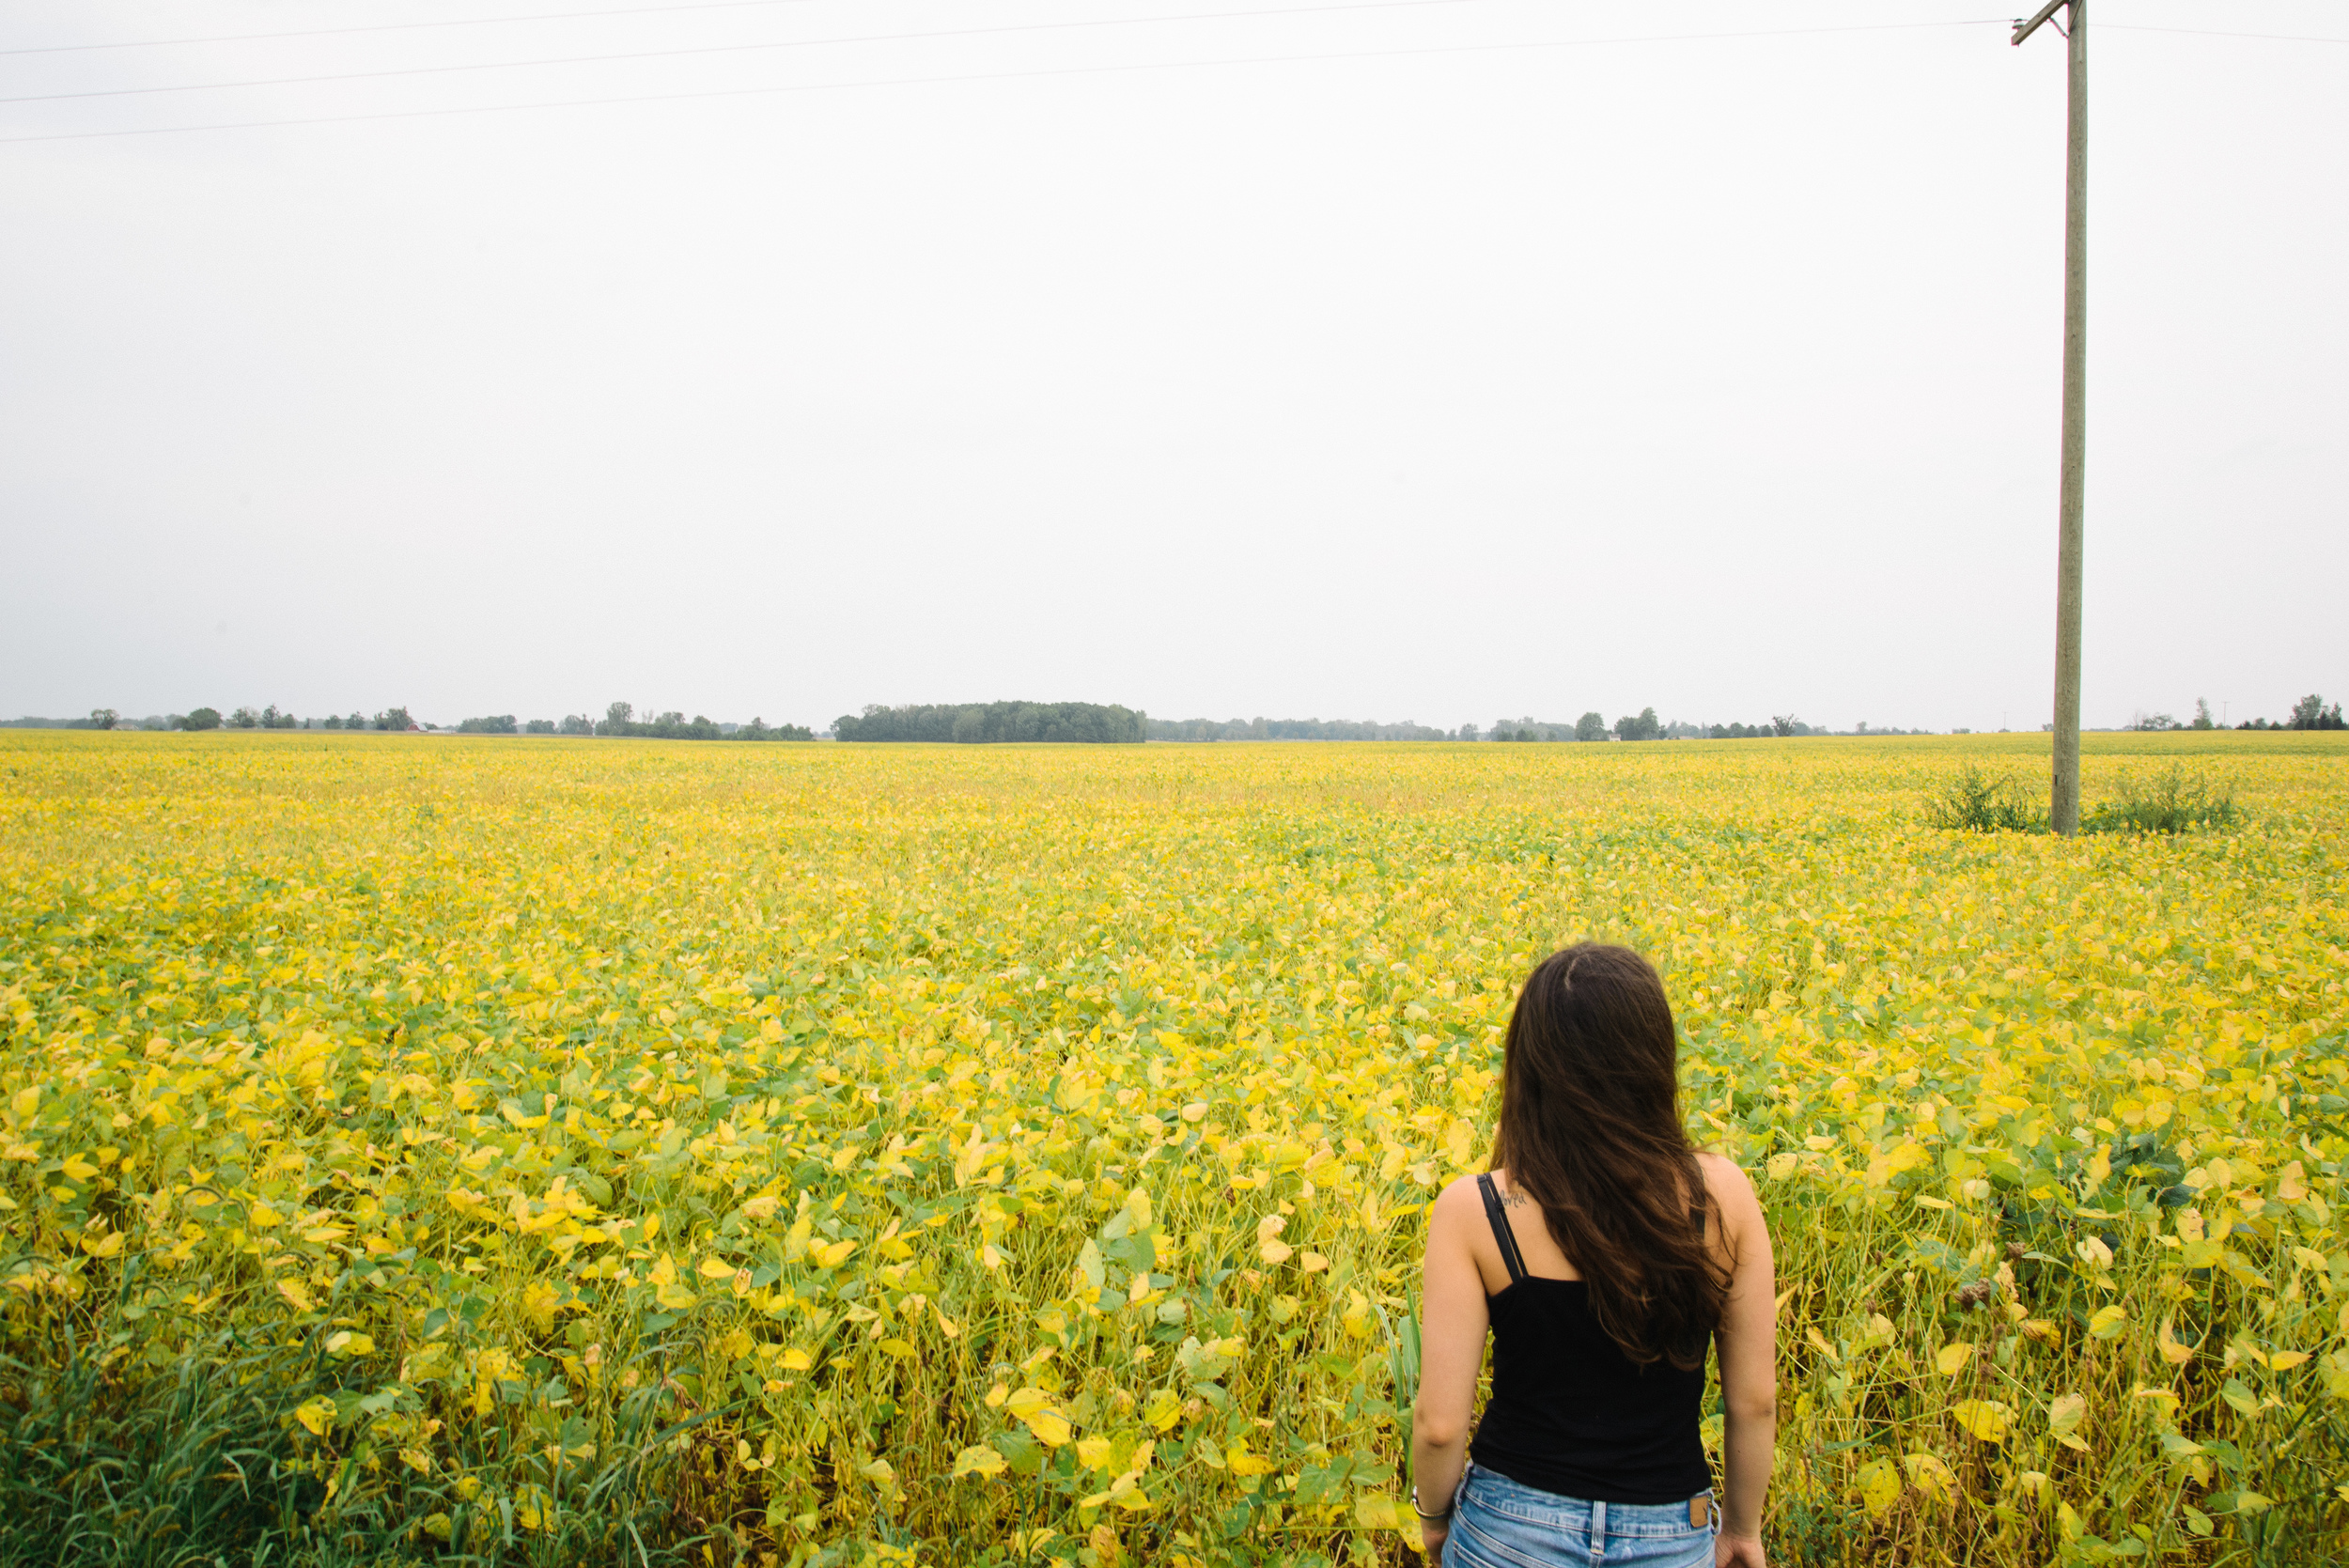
[1475,1172,1530,1286]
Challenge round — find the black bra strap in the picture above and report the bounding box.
[1476,1173,1530,1285]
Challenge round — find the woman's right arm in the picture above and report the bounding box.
[1705,1156,1777,1568]
[1411,1177,1493,1560]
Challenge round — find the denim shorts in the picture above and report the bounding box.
[1441,1463,1718,1568]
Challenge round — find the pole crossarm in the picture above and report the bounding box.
[2013,1,2067,46]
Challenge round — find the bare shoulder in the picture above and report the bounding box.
[1432,1172,1489,1222]
[1423,1173,1493,1264]
[1694,1150,1754,1194]
[1695,1152,1764,1219]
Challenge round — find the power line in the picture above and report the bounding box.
[0,0,1640,58]
[0,0,1553,107]
[0,18,2009,146]
[5,0,2330,63]
[1,0,836,57]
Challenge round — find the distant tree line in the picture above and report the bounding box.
[1702,717,1814,739]
[317,709,416,731]
[582,704,812,741]
[3,703,811,738]
[837,702,1144,743]
[1149,716,1461,741]
[26,691,2339,740]
[1486,715,1598,742]
[1144,710,1827,743]
[1483,711,1817,741]
[2237,693,2344,731]
[2128,694,2344,732]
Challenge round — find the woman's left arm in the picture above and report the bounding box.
[1411,1177,1493,1559]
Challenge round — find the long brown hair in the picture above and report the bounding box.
[1489,942,1728,1370]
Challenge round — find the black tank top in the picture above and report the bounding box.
[1466,1172,1712,1505]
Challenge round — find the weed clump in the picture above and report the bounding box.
[1921,767,2044,832]
[2082,768,2237,834]
[1924,766,2238,835]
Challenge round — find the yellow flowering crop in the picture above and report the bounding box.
[1,730,2344,1564]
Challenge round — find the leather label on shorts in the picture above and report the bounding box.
[1690,1496,1710,1529]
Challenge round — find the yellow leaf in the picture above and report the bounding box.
[294,1396,336,1436]
[324,1330,374,1357]
[1076,1436,1115,1471]
[2046,1391,2088,1450]
[953,1445,1007,1479]
[1356,1495,1399,1529]
[521,1280,561,1334]
[781,1347,813,1372]
[1903,1452,1955,1502]
[1950,1399,2013,1443]
[1144,1388,1184,1432]
[1225,1445,1276,1477]
[2088,1305,2127,1341]
[697,1255,737,1279]
[1005,1387,1072,1447]
[80,1230,124,1259]
[277,1279,316,1313]
[1856,1459,1901,1517]
[1935,1343,1975,1378]
[813,1238,858,1269]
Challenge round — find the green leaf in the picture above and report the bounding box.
[988,1426,1044,1476]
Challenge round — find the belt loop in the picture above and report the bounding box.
[1591,1498,1608,1558]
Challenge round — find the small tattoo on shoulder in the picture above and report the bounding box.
[1501,1189,1529,1209]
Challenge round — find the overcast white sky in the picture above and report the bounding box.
[2,0,2342,734]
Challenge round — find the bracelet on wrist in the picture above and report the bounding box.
[1411,1485,1453,1522]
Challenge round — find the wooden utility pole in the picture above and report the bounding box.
[2015,0,2087,832]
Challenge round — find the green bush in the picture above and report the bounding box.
[1921,767,2044,832]
[2082,768,2237,834]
